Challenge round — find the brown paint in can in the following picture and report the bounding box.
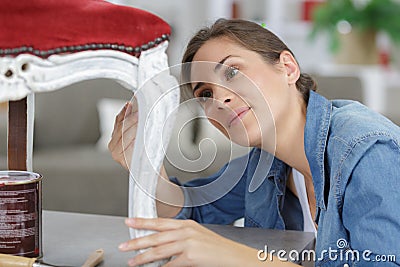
[0,171,42,258]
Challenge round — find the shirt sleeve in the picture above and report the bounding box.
[343,139,400,265]
[169,153,251,225]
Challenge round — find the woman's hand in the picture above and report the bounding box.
[107,99,181,217]
[108,99,138,170]
[118,218,259,267]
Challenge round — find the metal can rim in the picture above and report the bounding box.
[0,170,42,185]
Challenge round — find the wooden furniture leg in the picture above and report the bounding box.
[7,94,34,171]
[8,97,27,171]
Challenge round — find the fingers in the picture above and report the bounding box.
[119,219,192,266]
[119,218,202,252]
[108,103,128,150]
[108,101,139,169]
[109,102,137,149]
[163,256,191,267]
[119,218,230,267]
[127,241,183,267]
[112,101,133,130]
[117,113,138,167]
[125,218,197,232]
[120,113,138,150]
[128,95,138,111]
[119,228,185,252]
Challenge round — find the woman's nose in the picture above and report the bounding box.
[216,98,231,109]
[213,87,234,109]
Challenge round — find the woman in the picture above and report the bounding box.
[109,19,400,266]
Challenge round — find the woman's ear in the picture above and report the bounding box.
[280,51,300,85]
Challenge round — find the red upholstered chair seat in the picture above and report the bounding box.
[0,0,171,58]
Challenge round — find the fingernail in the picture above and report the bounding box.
[126,102,132,114]
[128,258,136,266]
[125,218,135,226]
[120,102,128,113]
[118,242,128,250]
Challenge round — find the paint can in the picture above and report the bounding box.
[0,171,42,258]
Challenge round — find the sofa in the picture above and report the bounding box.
[312,74,400,126]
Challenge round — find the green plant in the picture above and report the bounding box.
[310,0,400,52]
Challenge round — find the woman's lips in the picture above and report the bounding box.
[228,107,250,127]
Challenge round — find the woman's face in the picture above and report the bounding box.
[190,37,297,149]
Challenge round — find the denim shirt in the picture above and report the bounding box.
[173,91,400,266]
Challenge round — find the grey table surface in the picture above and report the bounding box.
[42,210,315,267]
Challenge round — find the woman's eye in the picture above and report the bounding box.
[225,66,239,81]
[197,89,213,102]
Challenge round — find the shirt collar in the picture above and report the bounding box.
[262,151,290,194]
[304,91,332,210]
[249,148,289,194]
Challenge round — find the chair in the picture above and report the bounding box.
[0,1,179,265]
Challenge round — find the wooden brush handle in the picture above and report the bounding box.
[0,253,36,267]
[81,249,104,267]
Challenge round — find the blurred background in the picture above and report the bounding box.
[0,0,399,216]
[110,0,400,122]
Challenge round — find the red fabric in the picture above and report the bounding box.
[0,0,170,57]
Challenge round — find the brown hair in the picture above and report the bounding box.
[181,19,317,104]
